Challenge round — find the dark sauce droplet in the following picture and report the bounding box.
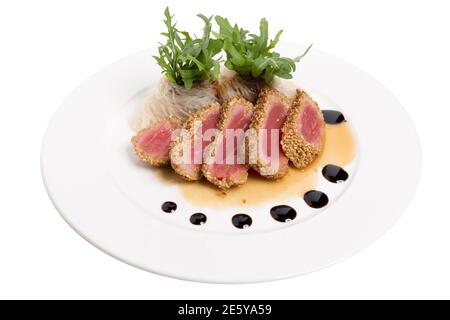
[232,214,252,229]
[322,164,349,183]
[190,213,207,225]
[161,201,177,213]
[270,205,297,222]
[304,191,329,209]
[322,110,346,124]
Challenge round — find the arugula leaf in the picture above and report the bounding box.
[153,7,223,89]
[215,16,311,84]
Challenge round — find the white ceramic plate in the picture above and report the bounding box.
[41,43,421,283]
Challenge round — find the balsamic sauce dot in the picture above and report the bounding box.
[322,110,346,124]
[303,191,329,209]
[270,205,297,223]
[190,213,207,225]
[322,164,349,183]
[161,201,177,213]
[232,214,253,229]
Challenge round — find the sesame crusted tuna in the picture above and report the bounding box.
[169,103,221,181]
[202,97,254,189]
[131,116,181,167]
[248,87,290,179]
[281,90,325,169]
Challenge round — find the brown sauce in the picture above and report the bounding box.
[156,122,356,208]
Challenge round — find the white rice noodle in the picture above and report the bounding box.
[215,69,262,104]
[131,77,218,132]
[130,71,301,132]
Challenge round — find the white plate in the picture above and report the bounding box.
[41,43,421,283]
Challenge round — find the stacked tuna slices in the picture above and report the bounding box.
[132,88,325,189]
[202,97,254,188]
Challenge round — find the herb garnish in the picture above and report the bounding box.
[153,7,223,89]
[214,16,312,83]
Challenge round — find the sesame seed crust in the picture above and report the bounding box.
[217,96,255,131]
[201,97,254,189]
[202,133,249,189]
[248,86,291,179]
[281,90,325,169]
[169,102,221,181]
[131,116,181,167]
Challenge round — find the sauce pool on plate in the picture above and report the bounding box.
[156,121,356,208]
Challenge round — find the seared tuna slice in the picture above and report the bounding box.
[248,87,290,179]
[131,116,181,167]
[170,103,221,181]
[202,97,254,189]
[281,90,325,168]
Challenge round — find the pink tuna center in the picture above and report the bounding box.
[137,122,174,157]
[299,104,323,147]
[208,104,252,179]
[222,105,252,163]
[190,109,220,164]
[213,105,252,164]
[226,104,253,130]
[210,136,246,179]
[261,99,288,162]
[210,162,245,180]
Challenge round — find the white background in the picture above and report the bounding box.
[0,0,448,299]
